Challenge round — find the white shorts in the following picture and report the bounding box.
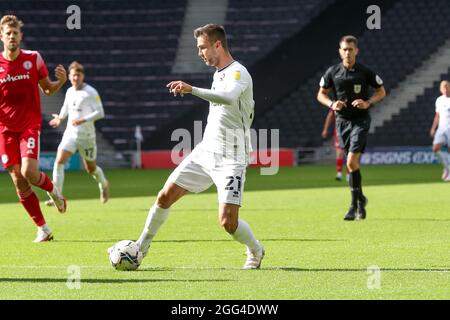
[59,134,97,161]
[167,147,247,206]
[433,128,450,146]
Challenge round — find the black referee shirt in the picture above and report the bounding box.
[320,62,383,119]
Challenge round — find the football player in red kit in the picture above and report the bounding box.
[0,15,67,242]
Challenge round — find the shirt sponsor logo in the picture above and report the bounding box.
[0,73,31,84]
[354,84,361,94]
[23,60,33,70]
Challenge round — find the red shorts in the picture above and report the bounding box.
[0,128,40,169]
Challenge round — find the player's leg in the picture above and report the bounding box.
[20,157,66,213]
[345,118,370,220]
[45,148,72,207]
[432,143,449,180]
[83,159,109,203]
[219,203,264,269]
[19,130,67,213]
[78,139,109,203]
[335,147,344,181]
[53,148,72,193]
[134,148,213,258]
[135,181,188,257]
[432,128,449,180]
[334,129,344,181]
[214,168,264,269]
[7,164,53,242]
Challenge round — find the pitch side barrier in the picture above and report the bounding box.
[361,146,440,165]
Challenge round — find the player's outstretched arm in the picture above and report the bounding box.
[39,64,67,96]
[166,80,244,106]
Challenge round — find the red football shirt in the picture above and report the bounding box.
[0,49,49,133]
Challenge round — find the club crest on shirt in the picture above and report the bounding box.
[0,67,5,73]
[23,61,33,70]
[1,154,9,164]
[219,73,226,81]
[354,84,361,94]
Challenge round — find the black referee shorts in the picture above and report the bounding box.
[335,116,371,154]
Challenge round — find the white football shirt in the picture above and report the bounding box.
[192,61,254,164]
[435,95,450,129]
[59,83,104,138]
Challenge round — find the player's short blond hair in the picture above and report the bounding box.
[68,61,85,74]
[194,24,228,51]
[0,15,24,30]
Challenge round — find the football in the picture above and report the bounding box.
[108,240,143,271]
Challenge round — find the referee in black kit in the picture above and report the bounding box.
[317,35,386,220]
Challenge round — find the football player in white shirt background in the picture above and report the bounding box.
[46,61,109,205]
[131,24,264,269]
[430,80,450,181]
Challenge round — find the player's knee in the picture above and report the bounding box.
[85,166,95,174]
[347,161,359,172]
[20,167,37,182]
[12,175,29,192]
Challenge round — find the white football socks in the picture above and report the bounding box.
[39,224,51,233]
[435,151,449,168]
[231,219,260,253]
[91,166,107,188]
[137,204,170,255]
[53,163,65,193]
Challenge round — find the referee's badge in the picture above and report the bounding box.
[354,84,361,94]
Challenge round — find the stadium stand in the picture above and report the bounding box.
[369,69,450,146]
[2,0,449,153]
[252,0,450,149]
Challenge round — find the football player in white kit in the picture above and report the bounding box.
[430,80,450,181]
[46,61,109,205]
[132,24,264,269]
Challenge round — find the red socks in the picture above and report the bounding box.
[35,172,54,193]
[336,158,344,173]
[18,187,46,227]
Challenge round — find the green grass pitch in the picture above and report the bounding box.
[0,165,448,299]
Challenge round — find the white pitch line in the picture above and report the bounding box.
[0,266,448,272]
